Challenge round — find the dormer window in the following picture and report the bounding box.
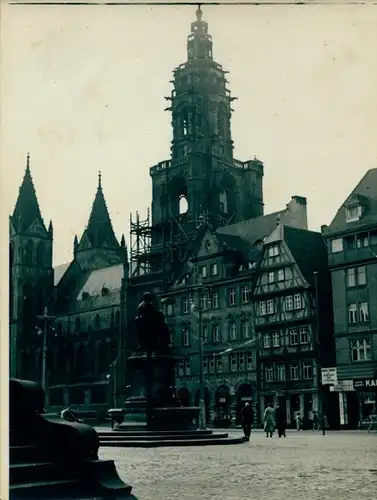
[346,204,362,223]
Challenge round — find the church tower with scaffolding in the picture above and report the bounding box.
[130,6,264,281]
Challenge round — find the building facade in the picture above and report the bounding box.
[255,224,337,428]
[322,168,377,428]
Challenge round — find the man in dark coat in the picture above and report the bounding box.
[274,404,286,438]
[240,402,253,441]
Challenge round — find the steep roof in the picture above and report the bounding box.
[11,154,45,233]
[78,172,119,250]
[54,262,71,286]
[324,168,377,234]
[216,209,285,245]
[283,225,328,286]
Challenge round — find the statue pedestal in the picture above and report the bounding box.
[112,350,200,431]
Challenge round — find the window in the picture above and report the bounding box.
[182,328,190,346]
[241,285,250,303]
[212,292,219,308]
[347,268,356,287]
[263,333,271,348]
[94,314,101,330]
[285,296,293,311]
[268,272,275,284]
[289,328,298,345]
[200,293,208,311]
[183,297,190,314]
[356,234,369,248]
[272,331,280,347]
[167,303,173,316]
[209,356,215,373]
[203,357,209,374]
[351,338,372,362]
[346,205,361,222]
[267,299,274,315]
[294,294,302,309]
[178,360,185,377]
[277,363,285,382]
[277,269,285,282]
[184,359,191,375]
[75,317,81,334]
[230,354,237,372]
[267,244,279,257]
[211,263,218,276]
[259,301,266,316]
[213,325,220,343]
[265,366,273,382]
[239,353,245,371]
[246,352,253,371]
[202,325,208,344]
[229,322,237,340]
[216,357,223,373]
[348,304,357,324]
[290,364,299,380]
[242,321,250,339]
[299,326,309,344]
[358,266,366,286]
[331,238,343,253]
[228,288,236,306]
[200,265,207,278]
[303,361,312,379]
[359,302,369,323]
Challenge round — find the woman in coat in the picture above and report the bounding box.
[263,403,275,438]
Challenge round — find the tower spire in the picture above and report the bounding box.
[79,172,119,250]
[187,4,213,61]
[11,153,44,233]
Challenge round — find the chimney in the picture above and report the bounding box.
[284,195,308,230]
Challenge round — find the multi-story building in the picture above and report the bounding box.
[322,168,377,428]
[254,224,336,428]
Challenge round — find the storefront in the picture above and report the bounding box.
[335,378,377,428]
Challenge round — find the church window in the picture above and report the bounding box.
[37,242,44,267]
[179,195,188,215]
[26,240,34,265]
[218,111,227,138]
[75,317,81,334]
[219,191,228,214]
[94,314,101,330]
[115,310,120,326]
[98,341,109,375]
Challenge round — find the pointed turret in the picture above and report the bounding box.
[78,171,119,250]
[11,153,44,233]
[74,234,79,253]
[48,220,53,235]
[187,5,213,61]
[120,234,126,247]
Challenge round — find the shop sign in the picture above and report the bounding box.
[321,367,338,385]
[353,378,377,390]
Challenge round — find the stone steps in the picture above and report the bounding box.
[99,435,245,447]
[98,432,230,442]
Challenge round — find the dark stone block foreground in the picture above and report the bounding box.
[9,378,137,500]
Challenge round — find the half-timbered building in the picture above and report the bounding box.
[254,224,336,428]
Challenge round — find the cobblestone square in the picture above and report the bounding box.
[99,430,377,500]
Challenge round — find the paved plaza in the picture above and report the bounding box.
[99,430,377,500]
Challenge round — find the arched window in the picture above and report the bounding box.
[97,341,109,375]
[179,195,188,215]
[26,240,34,265]
[94,314,101,330]
[76,343,88,379]
[75,317,81,334]
[219,191,228,214]
[37,242,44,267]
[115,310,120,327]
[218,105,228,139]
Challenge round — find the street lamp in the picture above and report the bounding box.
[36,306,56,395]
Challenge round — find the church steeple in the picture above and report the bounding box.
[78,171,119,251]
[187,5,213,61]
[11,153,44,233]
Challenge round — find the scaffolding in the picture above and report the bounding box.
[129,209,152,278]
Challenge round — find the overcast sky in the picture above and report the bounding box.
[1,3,376,266]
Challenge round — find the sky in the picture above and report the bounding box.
[1,2,377,266]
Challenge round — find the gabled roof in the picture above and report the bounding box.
[77,172,119,251]
[323,168,377,235]
[282,225,328,286]
[11,154,46,233]
[54,262,70,286]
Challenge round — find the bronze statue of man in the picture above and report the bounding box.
[134,292,171,351]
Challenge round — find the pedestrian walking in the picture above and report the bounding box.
[312,411,319,431]
[240,402,253,441]
[274,404,286,438]
[264,403,275,438]
[295,412,302,431]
